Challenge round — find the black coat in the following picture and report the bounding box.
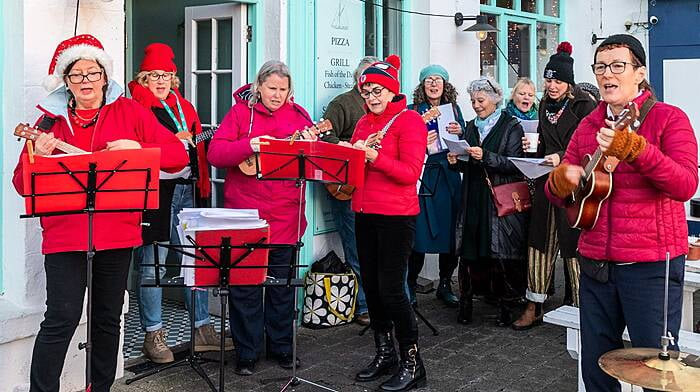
[451,111,529,262]
[528,86,597,256]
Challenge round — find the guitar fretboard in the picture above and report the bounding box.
[195,127,217,144]
[54,141,88,154]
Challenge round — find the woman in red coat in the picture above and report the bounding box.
[350,55,428,391]
[12,35,188,392]
[546,34,698,391]
[128,43,228,364]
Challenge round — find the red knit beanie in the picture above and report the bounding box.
[139,43,177,73]
[359,54,401,94]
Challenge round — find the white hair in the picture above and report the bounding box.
[467,77,504,107]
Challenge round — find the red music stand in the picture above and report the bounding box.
[133,228,298,392]
[19,148,160,392]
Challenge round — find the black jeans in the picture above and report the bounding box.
[228,248,295,361]
[356,213,418,347]
[30,249,131,392]
[408,251,458,284]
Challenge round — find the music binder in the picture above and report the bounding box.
[180,226,271,286]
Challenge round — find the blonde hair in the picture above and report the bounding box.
[510,77,536,101]
[134,71,181,90]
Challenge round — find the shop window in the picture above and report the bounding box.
[544,0,560,17]
[522,0,537,13]
[507,21,531,87]
[364,0,402,58]
[537,22,560,91]
[479,14,499,81]
[496,0,513,9]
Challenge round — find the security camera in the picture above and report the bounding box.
[649,15,659,25]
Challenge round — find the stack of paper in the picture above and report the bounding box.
[177,208,270,286]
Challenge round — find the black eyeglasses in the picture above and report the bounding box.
[486,79,498,94]
[424,77,444,86]
[360,86,385,99]
[591,61,640,75]
[148,72,174,81]
[66,71,103,84]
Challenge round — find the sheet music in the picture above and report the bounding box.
[508,157,554,179]
[437,103,460,143]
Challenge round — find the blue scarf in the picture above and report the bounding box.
[505,100,537,120]
[474,108,502,142]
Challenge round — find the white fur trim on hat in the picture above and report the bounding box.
[43,44,114,91]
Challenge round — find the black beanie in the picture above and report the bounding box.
[544,42,575,85]
[595,34,646,65]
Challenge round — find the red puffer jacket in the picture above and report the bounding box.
[12,83,189,254]
[350,95,427,216]
[546,90,698,262]
[207,84,312,244]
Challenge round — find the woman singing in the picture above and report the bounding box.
[351,55,428,391]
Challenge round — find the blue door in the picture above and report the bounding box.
[648,0,700,100]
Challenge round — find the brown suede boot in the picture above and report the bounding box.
[142,329,175,363]
[194,324,234,352]
[511,301,543,331]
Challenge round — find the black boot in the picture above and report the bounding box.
[355,331,398,382]
[436,278,459,307]
[457,297,472,324]
[496,302,512,327]
[379,344,427,391]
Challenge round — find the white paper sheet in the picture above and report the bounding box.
[437,103,460,144]
[508,157,554,179]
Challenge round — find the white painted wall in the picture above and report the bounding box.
[566,0,649,88]
[0,1,128,391]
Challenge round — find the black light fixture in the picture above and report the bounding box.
[591,33,608,45]
[454,12,499,41]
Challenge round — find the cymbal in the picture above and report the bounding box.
[599,348,700,391]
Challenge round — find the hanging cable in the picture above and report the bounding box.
[357,0,454,18]
[74,0,80,36]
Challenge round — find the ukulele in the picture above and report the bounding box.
[174,124,219,146]
[14,123,88,154]
[325,106,442,201]
[565,104,639,230]
[238,119,333,176]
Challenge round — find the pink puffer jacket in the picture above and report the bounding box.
[207,84,312,244]
[546,90,698,262]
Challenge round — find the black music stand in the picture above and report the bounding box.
[132,235,298,392]
[19,149,160,391]
[254,146,347,392]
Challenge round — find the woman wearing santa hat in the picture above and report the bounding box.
[11,35,188,392]
[127,43,230,364]
[351,55,428,391]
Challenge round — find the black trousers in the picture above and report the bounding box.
[30,248,131,392]
[228,248,295,361]
[459,258,526,303]
[408,251,458,283]
[356,213,418,347]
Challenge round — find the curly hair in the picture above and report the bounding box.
[412,80,459,106]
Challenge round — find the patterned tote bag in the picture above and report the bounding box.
[302,251,358,329]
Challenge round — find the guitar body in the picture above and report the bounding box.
[325,183,355,201]
[565,153,614,230]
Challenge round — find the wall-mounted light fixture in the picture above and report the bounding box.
[591,33,608,45]
[454,13,499,41]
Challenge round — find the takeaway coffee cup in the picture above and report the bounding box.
[525,132,539,153]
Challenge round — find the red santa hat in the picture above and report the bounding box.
[359,54,401,94]
[43,34,113,92]
[139,43,177,73]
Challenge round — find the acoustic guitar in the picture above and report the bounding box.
[14,123,88,154]
[325,106,442,201]
[238,119,333,176]
[565,104,639,230]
